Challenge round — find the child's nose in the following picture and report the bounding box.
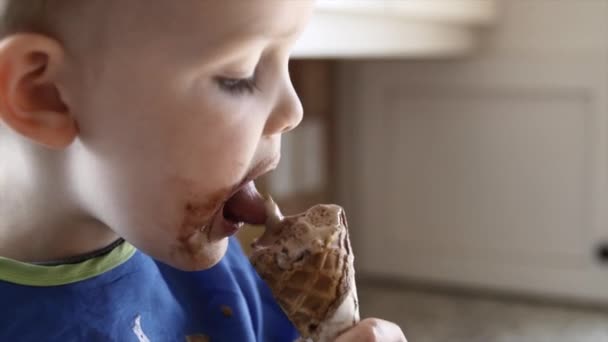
[263,79,303,136]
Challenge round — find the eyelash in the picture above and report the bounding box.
[215,75,258,95]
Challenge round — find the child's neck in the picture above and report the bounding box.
[0,135,118,263]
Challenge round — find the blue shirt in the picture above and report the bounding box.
[0,237,298,342]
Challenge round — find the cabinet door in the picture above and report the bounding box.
[336,0,608,303]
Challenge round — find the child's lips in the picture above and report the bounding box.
[209,209,244,240]
[209,181,266,240]
[206,156,279,239]
[223,181,266,224]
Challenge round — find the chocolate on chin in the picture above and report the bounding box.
[250,197,360,342]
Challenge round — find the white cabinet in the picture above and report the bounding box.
[335,0,608,303]
[292,0,496,58]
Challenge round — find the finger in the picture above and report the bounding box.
[334,318,407,342]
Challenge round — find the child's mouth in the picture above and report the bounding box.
[223,181,266,225]
[207,156,279,239]
[210,181,267,238]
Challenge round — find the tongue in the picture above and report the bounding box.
[223,181,267,225]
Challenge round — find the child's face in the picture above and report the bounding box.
[65,1,314,270]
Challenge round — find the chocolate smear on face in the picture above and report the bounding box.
[169,186,230,268]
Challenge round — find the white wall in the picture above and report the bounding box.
[336,0,608,303]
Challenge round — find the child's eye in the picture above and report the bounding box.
[215,75,258,95]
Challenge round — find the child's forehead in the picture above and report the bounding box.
[46,1,314,72]
[131,1,314,62]
[182,2,312,39]
[88,1,312,52]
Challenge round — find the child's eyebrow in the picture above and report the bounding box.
[228,21,302,42]
[198,25,301,63]
[262,25,302,40]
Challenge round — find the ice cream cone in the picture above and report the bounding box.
[250,198,360,341]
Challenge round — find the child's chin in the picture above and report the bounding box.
[162,237,230,271]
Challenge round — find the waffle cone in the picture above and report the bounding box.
[250,201,359,341]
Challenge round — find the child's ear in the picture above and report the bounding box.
[0,33,76,149]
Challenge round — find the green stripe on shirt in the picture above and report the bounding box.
[0,242,136,286]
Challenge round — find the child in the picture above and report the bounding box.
[0,1,406,341]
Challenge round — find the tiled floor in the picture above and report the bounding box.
[358,281,608,342]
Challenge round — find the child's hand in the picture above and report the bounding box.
[334,318,407,342]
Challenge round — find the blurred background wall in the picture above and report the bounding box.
[334,0,608,304]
